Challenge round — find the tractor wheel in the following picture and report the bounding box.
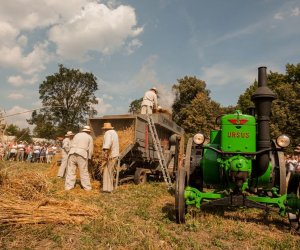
[185,137,203,190]
[287,173,300,233]
[184,138,193,184]
[270,146,286,195]
[175,167,187,224]
[134,168,147,185]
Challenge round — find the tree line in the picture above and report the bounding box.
[3,63,299,152]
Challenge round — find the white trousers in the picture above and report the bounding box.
[65,154,91,190]
[102,158,117,192]
[141,105,153,114]
[57,150,68,177]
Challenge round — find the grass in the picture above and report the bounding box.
[0,161,299,250]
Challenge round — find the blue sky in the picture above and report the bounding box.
[1,0,300,128]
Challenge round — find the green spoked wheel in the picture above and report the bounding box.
[175,167,187,224]
[287,173,300,233]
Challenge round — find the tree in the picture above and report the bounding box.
[28,64,99,138]
[128,98,143,114]
[172,76,210,125]
[237,63,300,150]
[172,76,222,137]
[5,124,32,143]
[27,110,57,139]
[5,124,19,136]
[181,92,221,137]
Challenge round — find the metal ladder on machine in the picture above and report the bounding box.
[146,114,172,189]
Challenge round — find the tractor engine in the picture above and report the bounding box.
[201,110,256,192]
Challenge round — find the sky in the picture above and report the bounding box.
[1,0,300,128]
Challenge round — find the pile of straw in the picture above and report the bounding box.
[3,172,49,201]
[0,197,97,225]
[0,171,97,225]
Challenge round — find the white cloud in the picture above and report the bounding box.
[102,94,114,100]
[126,38,142,55]
[21,41,52,75]
[98,54,163,111]
[105,0,121,8]
[0,21,19,45]
[200,63,284,89]
[201,63,256,87]
[4,106,32,128]
[17,35,28,47]
[0,1,141,75]
[31,100,42,107]
[131,55,159,88]
[48,2,143,60]
[274,12,284,20]
[0,41,51,75]
[7,76,25,86]
[8,93,25,100]
[273,7,300,20]
[8,74,38,86]
[291,7,300,17]
[0,1,90,31]
[93,97,112,116]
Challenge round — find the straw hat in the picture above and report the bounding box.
[102,122,114,130]
[82,125,92,132]
[150,87,158,93]
[65,131,74,136]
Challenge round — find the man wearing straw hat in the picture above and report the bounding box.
[141,87,158,114]
[102,122,119,193]
[57,131,74,178]
[65,125,94,191]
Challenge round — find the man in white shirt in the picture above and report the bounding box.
[16,141,25,162]
[141,87,158,114]
[65,126,94,191]
[57,131,74,178]
[102,122,119,193]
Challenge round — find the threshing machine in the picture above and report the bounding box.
[175,67,300,232]
[89,112,184,185]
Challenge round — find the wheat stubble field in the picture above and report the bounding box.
[0,161,299,250]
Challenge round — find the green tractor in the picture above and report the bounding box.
[175,67,300,232]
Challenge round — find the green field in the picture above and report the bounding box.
[0,161,299,250]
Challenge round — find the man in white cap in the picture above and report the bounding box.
[65,125,94,191]
[57,131,74,178]
[141,87,158,114]
[102,122,119,193]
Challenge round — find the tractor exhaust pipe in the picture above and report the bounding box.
[251,67,276,177]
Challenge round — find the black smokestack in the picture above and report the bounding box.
[251,66,276,177]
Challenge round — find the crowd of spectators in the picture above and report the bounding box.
[0,140,61,163]
[285,154,300,176]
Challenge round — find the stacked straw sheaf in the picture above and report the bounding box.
[90,125,135,178]
[0,171,97,225]
[47,153,63,178]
